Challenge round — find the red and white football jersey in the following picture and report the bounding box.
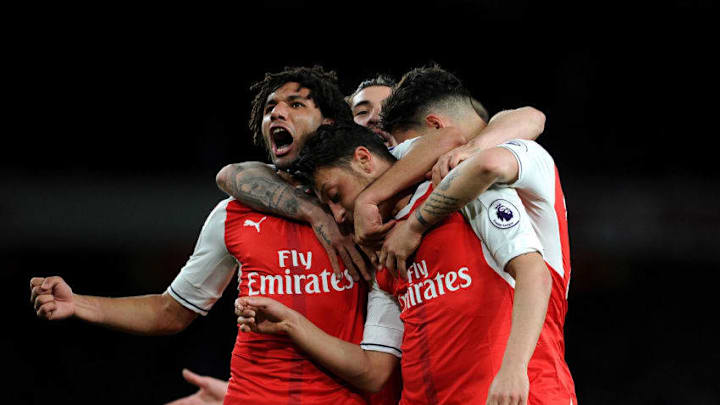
[497,139,576,403]
[167,199,372,405]
[366,138,576,404]
[377,182,546,404]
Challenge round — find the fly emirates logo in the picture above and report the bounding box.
[398,260,473,311]
[244,249,355,296]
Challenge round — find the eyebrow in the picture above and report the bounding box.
[265,93,311,107]
[352,99,371,110]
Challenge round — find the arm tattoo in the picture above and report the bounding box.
[438,168,460,191]
[223,164,316,219]
[415,209,430,227]
[421,192,460,219]
[314,224,332,245]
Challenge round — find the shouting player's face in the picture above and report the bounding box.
[349,85,395,147]
[261,82,331,169]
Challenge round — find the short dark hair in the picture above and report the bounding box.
[345,74,396,104]
[291,122,396,186]
[248,66,352,146]
[380,64,489,133]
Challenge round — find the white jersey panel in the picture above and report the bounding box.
[460,185,543,286]
[360,277,404,358]
[497,139,566,277]
[167,198,238,315]
[390,137,420,159]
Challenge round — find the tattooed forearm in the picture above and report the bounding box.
[438,168,460,191]
[219,163,319,220]
[421,192,461,219]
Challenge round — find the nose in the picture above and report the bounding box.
[270,102,289,120]
[367,108,381,127]
[329,203,347,224]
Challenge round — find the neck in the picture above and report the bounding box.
[463,112,488,139]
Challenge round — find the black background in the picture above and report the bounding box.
[5,1,719,404]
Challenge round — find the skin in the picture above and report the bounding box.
[216,81,371,281]
[238,146,550,404]
[165,369,228,405]
[261,82,332,169]
[349,85,396,147]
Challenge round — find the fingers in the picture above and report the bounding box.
[384,251,398,279]
[336,247,356,282]
[325,244,343,279]
[397,254,408,280]
[41,276,63,290]
[181,368,209,389]
[432,154,451,186]
[30,285,48,304]
[359,245,378,269]
[36,300,57,319]
[345,245,370,282]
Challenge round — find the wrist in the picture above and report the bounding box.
[410,209,431,234]
[302,203,325,225]
[282,309,306,336]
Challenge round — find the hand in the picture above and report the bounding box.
[311,211,371,282]
[30,276,75,320]
[235,296,298,335]
[485,366,529,405]
[353,200,396,249]
[432,142,480,187]
[165,369,228,405]
[378,219,423,279]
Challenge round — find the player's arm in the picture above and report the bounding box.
[30,276,197,335]
[487,252,551,405]
[354,107,544,246]
[216,162,370,281]
[432,107,544,185]
[379,147,519,275]
[235,296,398,392]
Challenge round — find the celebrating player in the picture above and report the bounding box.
[346,74,397,147]
[236,122,560,404]
[356,65,576,403]
[30,66,393,405]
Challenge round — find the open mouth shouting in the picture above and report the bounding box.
[270,125,294,157]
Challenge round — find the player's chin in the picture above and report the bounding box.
[273,153,299,171]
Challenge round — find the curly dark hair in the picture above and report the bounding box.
[380,64,488,133]
[345,74,396,104]
[248,65,352,146]
[290,122,396,187]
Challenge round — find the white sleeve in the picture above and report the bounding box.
[167,199,238,315]
[360,277,403,358]
[389,137,420,159]
[460,187,543,286]
[497,139,556,201]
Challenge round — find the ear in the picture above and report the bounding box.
[424,114,446,129]
[353,146,375,174]
[322,117,335,125]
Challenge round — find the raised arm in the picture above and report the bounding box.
[432,107,544,184]
[216,162,370,281]
[379,146,519,276]
[354,107,544,246]
[235,296,398,392]
[30,276,197,335]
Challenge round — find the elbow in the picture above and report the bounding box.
[216,164,235,191]
[521,107,546,137]
[359,374,389,393]
[468,151,507,183]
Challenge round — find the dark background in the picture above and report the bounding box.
[5,1,719,404]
